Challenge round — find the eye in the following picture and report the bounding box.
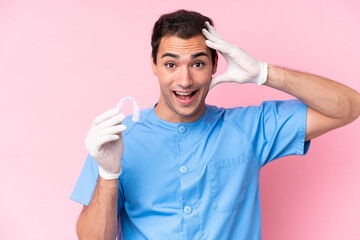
[165,62,175,68]
[193,61,205,68]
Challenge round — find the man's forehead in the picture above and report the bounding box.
[158,35,210,57]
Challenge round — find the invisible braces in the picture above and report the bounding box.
[117,97,140,122]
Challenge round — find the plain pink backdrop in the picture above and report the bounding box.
[1,0,359,239]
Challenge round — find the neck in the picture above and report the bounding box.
[154,97,206,123]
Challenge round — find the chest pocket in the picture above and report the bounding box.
[208,155,251,213]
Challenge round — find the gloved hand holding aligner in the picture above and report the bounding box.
[85,97,140,180]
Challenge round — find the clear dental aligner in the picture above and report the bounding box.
[116,97,140,122]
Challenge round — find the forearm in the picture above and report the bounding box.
[76,177,119,240]
[265,65,360,121]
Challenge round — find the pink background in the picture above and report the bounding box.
[1,0,359,239]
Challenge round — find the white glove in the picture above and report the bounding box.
[202,21,268,88]
[85,108,127,180]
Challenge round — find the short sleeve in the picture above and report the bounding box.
[226,99,310,167]
[70,154,125,214]
[70,154,99,206]
[255,100,310,166]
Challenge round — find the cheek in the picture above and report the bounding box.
[191,69,213,84]
[157,71,174,87]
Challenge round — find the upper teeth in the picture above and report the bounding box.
[176,92,191,96]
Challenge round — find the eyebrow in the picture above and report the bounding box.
[161,51,209,59]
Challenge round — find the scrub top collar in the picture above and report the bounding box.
[148,103,211,131]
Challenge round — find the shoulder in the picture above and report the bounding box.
[222,99,305,119]
[207,100,306,133]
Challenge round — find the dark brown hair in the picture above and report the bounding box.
[151,9,216,64]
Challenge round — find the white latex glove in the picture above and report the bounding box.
[202,21,268,88]
[85,108,126,180]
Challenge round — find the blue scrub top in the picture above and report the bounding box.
[71,100,310,240]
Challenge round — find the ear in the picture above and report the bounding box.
[151,55,158,76]
[212,52,218,75]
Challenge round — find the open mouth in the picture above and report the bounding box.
[173,90,198,100]
[172,90,198,105]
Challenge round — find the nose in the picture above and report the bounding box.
[177,66,194,89]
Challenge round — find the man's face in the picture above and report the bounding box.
[151,34,217,123]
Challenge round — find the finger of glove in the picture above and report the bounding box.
[204,22,229,43]
[204,21,216,35]
[98,124,127,137]
[210,73,232,89]
[93,108,120,126]
[205,40,229,54]
[210,75,223,89]
[97,113,126,129]
[202,28,228,47]
[202,28,218,43]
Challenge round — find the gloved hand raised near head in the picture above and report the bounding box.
[202,21,268,88]
[85,108,126,180]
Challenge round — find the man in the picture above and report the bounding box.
[71,10,360,239]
